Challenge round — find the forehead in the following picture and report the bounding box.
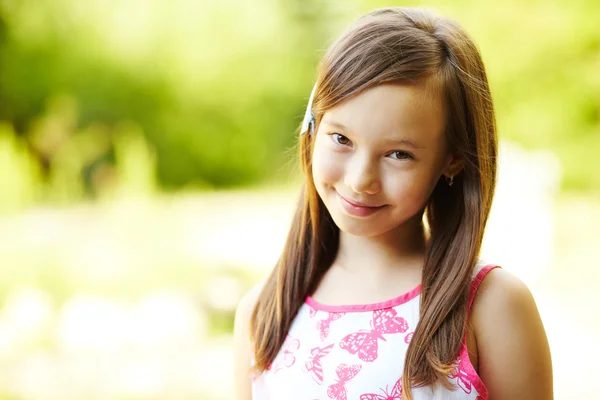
[320,82,446,144]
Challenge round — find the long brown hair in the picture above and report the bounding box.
[250,7,497,398]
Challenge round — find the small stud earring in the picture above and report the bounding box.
[446,175,454,186]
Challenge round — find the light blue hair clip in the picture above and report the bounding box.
[300,83,317,136]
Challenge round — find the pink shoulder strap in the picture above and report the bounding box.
[458,264,499,400]
[467,264,501,314]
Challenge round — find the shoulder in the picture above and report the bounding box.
[233,278,267,400]
[470,266,554,399]
[234,277,268,349]
[235,278,267,331]
[470,266,542,330]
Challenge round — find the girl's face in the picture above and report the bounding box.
[311,82,459,238]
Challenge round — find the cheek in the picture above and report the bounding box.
[384,169,440,204]
[311,144,344,186]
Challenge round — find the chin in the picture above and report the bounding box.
[340,223,393,238]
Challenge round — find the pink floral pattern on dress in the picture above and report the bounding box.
[327,364,362,400]
[449,357,475,394]
[317,312,346,340]
[302,343,335,384]
[340,308,408,362]
[254,264,500,400]
[267,334,300,373]
[360,375,403,399]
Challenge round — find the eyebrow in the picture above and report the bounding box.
[321,119,423,149]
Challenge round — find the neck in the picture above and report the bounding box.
[334,213,427,276]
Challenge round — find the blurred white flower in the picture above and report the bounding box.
[131,290,205,350]
[0,287,54,353]
[57,295,129,352]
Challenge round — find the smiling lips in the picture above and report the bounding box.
[336,192,387,217]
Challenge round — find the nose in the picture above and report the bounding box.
[344,154,381,195]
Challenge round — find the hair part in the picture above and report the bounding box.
[250,7,497,399]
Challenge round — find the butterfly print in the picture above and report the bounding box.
[448,357,473,394]
[360,375,403,400]
[302,343,334,384]
[317,312,345,340]
[404,332,413,344]
[340,308,408,362]
[327,364,362,400]
[268,335,300,373]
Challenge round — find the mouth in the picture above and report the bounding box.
[336,192,387,218]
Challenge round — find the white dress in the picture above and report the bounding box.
[251,260,498,400]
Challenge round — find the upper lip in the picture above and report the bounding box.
[338,193,385,208]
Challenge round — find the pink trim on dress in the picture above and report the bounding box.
[459,264,501,400]
[467,264,500,314]
[305,284,421,313]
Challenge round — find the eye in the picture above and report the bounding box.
[330,133,351,146]
[389,151,413,160]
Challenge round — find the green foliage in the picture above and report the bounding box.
[0,122,41,212]
[0,0,598,206]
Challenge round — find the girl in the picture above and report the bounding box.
[234,6,552,400]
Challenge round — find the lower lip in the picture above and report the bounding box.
[337,193,386,218]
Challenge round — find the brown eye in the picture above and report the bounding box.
[332,133,351,146]
[389,151,413,160]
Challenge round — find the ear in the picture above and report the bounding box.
[442,152,465,179]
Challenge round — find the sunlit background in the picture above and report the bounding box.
[0,0,598,399]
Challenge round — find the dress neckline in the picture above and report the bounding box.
[305,283,422,313]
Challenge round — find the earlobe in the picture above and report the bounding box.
[441,155,464,187]
[443,154,465,178]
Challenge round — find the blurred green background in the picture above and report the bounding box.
[0,0,598,399]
